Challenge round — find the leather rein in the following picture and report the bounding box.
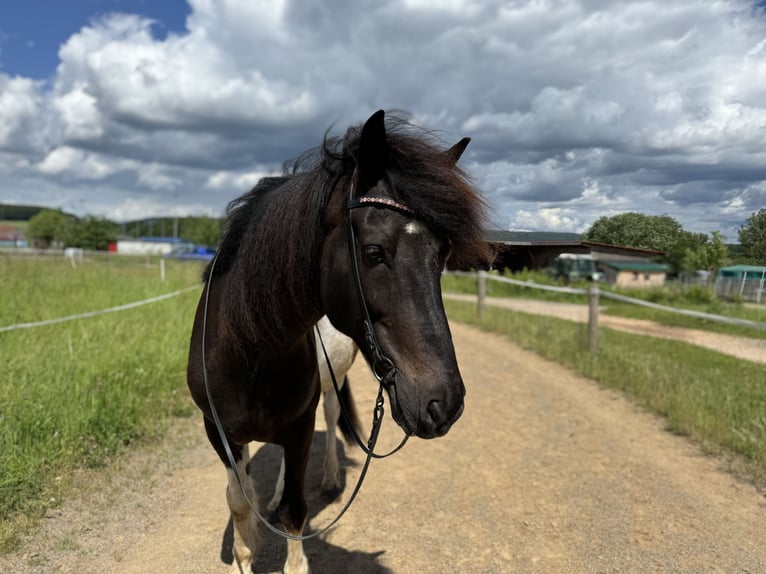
[200,175,411,547]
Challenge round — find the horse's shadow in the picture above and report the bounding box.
[218,431,391,573]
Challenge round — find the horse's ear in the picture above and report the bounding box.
[445,137,471,164]
[357,109,387,192]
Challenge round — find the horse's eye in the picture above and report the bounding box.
[364,245,386,266]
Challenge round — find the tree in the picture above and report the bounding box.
[683,231,728,272]
[181,216,222,247]
[27,209,69,248]
[583,212,703,271]
[738,209,766,265]
[65,217,118,250]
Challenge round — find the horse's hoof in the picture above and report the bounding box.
[320,486,342,503]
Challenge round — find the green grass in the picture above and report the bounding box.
[445,299,766,487]
[0,256,204,551]
[442,272,766,339]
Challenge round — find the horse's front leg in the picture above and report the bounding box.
[266,456,285,512]
[225,444,260,574]
[321,382,341,499]
[278,409,315,574]
[204,418,259,574]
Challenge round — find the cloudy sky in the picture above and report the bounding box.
[1,0,765,238]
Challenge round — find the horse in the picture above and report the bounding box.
[266,315,361,512]
[186,109,489,574]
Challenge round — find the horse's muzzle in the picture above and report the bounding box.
[387,383,465,439]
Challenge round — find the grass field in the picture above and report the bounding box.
[0,254,203,551]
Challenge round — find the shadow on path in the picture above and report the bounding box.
[217,430,392,573]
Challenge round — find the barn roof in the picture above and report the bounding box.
[606,261,670,272]
[486,230,665,255]
[717,264,766,278]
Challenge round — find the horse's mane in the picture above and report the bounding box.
[207,114,490,348]
[343,116,491,267]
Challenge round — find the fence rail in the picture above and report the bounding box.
[0,285,200,333]
[450,271,766,353]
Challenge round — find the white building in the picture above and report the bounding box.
[115,237,192,255]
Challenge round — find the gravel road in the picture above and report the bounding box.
[3,322,765,573]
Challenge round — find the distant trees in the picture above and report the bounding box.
[583,212,707,272]
[27,209,117,250]
[584,212,687,251]
[682,231,728,272]
[181,216,221,247]
[0,204,45,221]
[27,209,70,248]
[738,209,766,265]
[66,216,119,250]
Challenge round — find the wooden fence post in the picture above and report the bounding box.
[160,258,166,282]
[477,270,487,319]
[588,284,599,354]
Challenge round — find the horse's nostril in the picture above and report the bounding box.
[427,399,444,425]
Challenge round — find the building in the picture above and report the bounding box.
[0,225,27,248]
[112,237,192,255]
[602,261,670,288]
[486,231,665,276]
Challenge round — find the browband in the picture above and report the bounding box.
[347,196,414,216]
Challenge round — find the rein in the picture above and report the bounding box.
[201,254,382,547]
[200,176,413,547]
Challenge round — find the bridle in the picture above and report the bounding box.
[200,171,412,555]
[346,179,412,396]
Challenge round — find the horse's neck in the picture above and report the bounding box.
[222,181,327,351]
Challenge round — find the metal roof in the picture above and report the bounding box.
[717,265,766,273]
[486,230,665,255]
[606,261,670,272]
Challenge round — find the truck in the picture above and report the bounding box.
[554,253,603,283]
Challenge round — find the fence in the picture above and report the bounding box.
[1,246,195,281]
[452,271,766,354]
[715,276,765,304]
[0,285,200,333]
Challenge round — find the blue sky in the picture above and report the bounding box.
[0,0,189,79]
[1,0,765,239]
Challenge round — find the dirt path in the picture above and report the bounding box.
[446,294,766,364]
[3,322,766,573]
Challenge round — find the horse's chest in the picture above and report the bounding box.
[224,354,320,444]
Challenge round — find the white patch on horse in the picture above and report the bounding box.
[404,221,425,235]
[270,316,357,509]
[226,447,260,573]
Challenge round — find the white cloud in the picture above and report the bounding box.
[205,169,277,191]
[0,74,46,152]
[135,164,183,191]
[52,86,104,140]
[0,0,764,238]
[510,208,587,233]
[106,196,213,221]
[38,146,128,179]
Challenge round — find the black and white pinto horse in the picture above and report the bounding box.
[187,110,489,573]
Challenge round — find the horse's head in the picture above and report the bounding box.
[321,110,488,440]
